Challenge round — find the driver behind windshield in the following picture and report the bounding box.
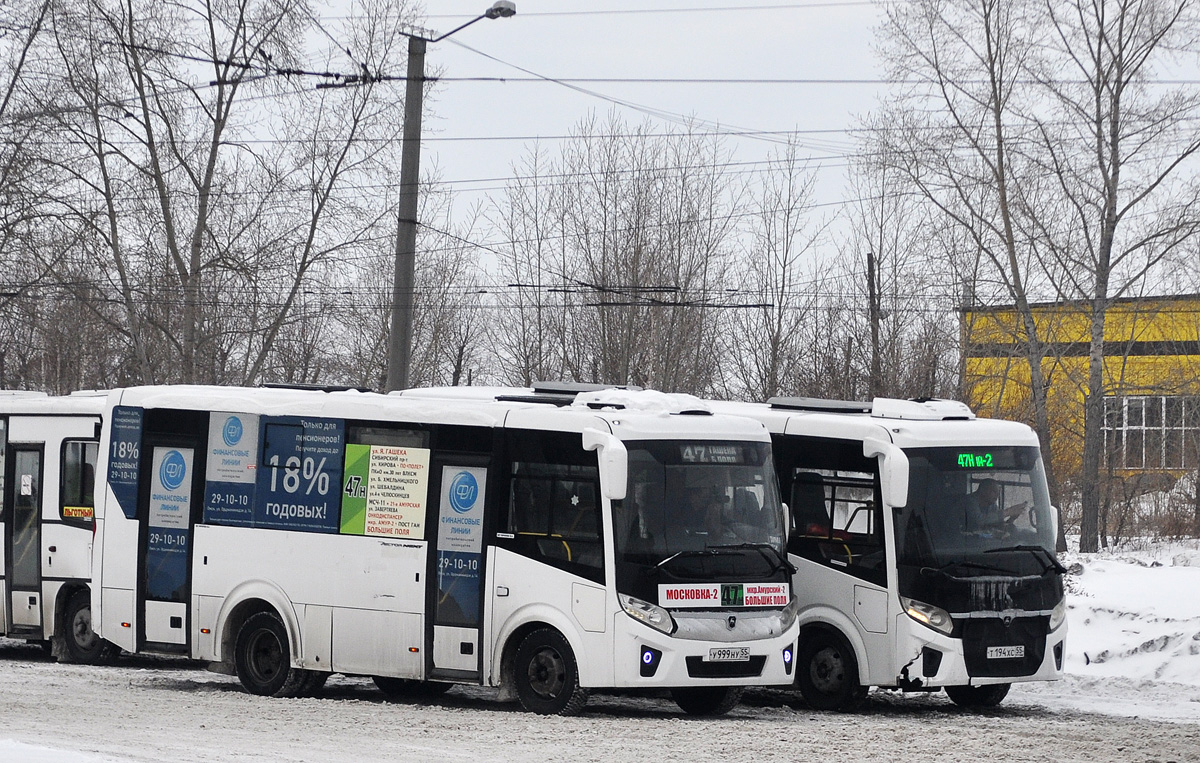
[966,478,1030,534]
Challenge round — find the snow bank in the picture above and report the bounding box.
[1060,540,1200,686]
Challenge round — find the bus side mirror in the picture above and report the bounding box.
[864,438,909,509]
[582,428,627,501]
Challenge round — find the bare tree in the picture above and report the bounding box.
[1029,0,1200,552]
[873,0,1075,548]
[724,141,827,401]
[490,113,738,395]
[3,0,421,390]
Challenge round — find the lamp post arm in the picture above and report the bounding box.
[430,13,487,42]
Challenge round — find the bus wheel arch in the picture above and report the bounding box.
[216,585,302,666]
[52,585,117,665]
[497,620,546,702]
[796,624,868,711]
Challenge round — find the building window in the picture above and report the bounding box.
[1103,395,1200,470]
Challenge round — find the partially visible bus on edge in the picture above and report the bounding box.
[91,385,800,715]
[1,390,116,663]
[712,396,1066,710]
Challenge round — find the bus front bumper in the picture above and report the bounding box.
[611,612,800,688]
[894,613,1066,688]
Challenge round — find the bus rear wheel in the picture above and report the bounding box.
[513,628,588,715]
[57,590,117,665]
[796,631,867,711]
[671,686,743,716]
[945,683,1010,708]
[234,610,311,697]
[374,676,453,699]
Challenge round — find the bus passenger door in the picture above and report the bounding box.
[428,457,490,682]
[4,446,44,636]
[138,437,202,651]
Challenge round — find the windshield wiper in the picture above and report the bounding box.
[710,543,797,575]
[983,544,1068,575]
[920,559,1011,578]
[651,547,732,573]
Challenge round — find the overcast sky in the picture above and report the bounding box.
[330,1,888,222]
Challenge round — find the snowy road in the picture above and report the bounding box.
[2,640,1197,763]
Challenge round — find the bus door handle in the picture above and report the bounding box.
[496,586,510,597]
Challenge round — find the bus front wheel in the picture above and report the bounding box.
[234,610,311,697]
[945,683,1010,708]
[796,630,867,711]
[671,686,743,716]
[513,628,588,715]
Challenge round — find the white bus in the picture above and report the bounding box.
[91,385,800,715]
[1,391,115,663]
[712,396,1067,709]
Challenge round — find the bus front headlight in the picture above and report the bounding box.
[900,596,954,636]
[1049,596,1067,632]
[779,596,801,632]
[619,594,676,635]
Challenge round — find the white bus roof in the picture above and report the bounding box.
[111,385,770,443]
[0,390,106,416]
[710,398,1041,450]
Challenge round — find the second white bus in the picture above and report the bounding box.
[715,396,1067,709]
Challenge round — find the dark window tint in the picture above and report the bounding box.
[61,440,99,527]
[775,436,886,587]
[505,429,603,583]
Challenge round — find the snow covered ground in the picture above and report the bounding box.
[1011,539,1200,722]
[3,539,1200,761]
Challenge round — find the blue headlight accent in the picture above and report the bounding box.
[783,645,794,675]
[640,646,663,677]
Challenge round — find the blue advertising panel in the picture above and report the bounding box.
[435,466,487,628]
[203,412,259,526]
[254,416,344,533]
[145,446,192,601]
[108,406,143,519]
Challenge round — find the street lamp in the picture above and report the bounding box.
[386,1,516,392]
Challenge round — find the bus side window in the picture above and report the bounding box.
[61,440,99,528]
[505,429,604,585]
[788,468,886,587]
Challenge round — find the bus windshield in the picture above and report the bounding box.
[614,440,788,600]
[896,446,1056,568]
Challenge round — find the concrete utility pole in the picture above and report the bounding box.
[386,1,516,392]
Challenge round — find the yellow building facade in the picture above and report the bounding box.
[963,294,1200,483]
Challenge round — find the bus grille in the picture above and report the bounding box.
[685,655,766,678]
[961,616,1048,678]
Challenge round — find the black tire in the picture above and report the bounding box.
[513,628,589,715]
[671,686,743,716]
[373,676,453,699]
[796,630,867,711]
[234,610,310,697]
[57,590,118,665]
[945,683,1011,708]
[300,670,330,697]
